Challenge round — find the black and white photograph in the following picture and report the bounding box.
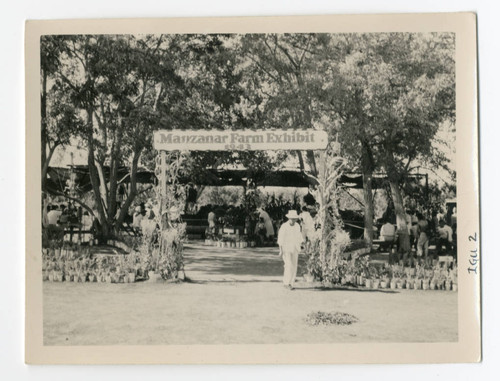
[24,14,480,364]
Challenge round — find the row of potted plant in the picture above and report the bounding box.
[44,269,139,283]
[42,243,168,283]
[352,275,457,291]
[43,221,187,283]
[204,238,257,248]
[42,252,142,283]
[352,264,458,291]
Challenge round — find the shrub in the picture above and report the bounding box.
[305,311,359,326]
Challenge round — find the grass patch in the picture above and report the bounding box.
[305,311,359,326]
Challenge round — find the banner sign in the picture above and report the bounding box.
[153,129,328,151]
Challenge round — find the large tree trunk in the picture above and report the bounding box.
[362,167,374,247]
[306,150,318,176]
[41,144,58,190]
[108,119,123,231]
[95,161,108,212]
[389,179,410,254]
[41,69,48,192]
[86,107,110,241]
[296,150,305,171]
[116,152,141,228]
[360,143,375,247]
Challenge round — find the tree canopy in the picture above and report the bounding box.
[41,32,455,242]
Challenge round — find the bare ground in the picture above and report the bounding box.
[43,243,458,345]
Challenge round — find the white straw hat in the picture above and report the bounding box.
[285,210,300,219]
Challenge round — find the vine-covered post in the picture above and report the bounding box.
[160,151,167,210]
[308,141,351,284]
[151,150,187,280]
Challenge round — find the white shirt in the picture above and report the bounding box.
[437,225,453,242]
[300,211,314,231]
[133,213,143,228]
[47,210,62,225]
[278,222,303,253]
[380,223,396,241]
[258,209,275,237]
[208,211,216,228]
[141,217,156,236]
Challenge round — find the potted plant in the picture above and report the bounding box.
[414,265,424,290]
[363,265,376,288]
[429,265,439,290]
[406,275,413,289]
[62,267,70,282]
[390,264,402,289]
[45,260,53,281]
[445,271,453,291]
[409,266,416,277]
[414,278,422,290]
[429,276,437,290]
[437,269,447,290]
[380,266,390,289]
[451,267,458,291]
[397,278,405,289]
[390,277,397,289]
[422,275,430,290]
[422,267,432,290]
[365,278,372,288]
[111,271,120,283]
[389,265,398,289]
[65,264,74,282]
[370,266,380,289]
[42,258,50,281]
[357,270,365,287]
[128,263,136,283]
[304,273,315,283]
[57,261,66,281]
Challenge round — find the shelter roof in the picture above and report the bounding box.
[45,165,427,195]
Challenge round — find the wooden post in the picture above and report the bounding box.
[317,150,327,269]
[160,151,167,214]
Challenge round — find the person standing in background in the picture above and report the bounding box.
[416,213,430,265]
[436,219,453,256]
[257,207,275,240]
[300,206,314,244]
[46,205,62,226]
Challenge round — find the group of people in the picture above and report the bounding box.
[132,202,157,237]
[253,205,315,246]
[44,203,94,243]
[378,207,457,265]
[132,202,183,243]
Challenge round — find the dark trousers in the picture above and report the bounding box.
[436,238,451,256]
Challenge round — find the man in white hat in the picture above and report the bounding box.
[277,210,304,290]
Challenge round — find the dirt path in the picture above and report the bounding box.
[183,242,305,282]
[43,243,458,345]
